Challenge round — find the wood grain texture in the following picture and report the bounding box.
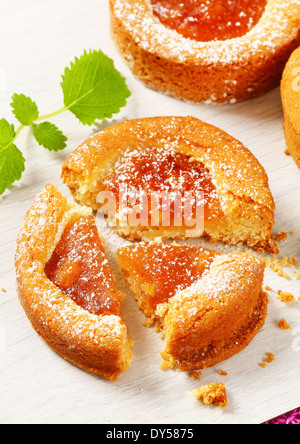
[0,0,299,424]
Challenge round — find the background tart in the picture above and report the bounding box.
[162,252,268,371]
[281,46,300,168]
[62,116,278,253]
[15,184,133,381]
[109,0,300,103]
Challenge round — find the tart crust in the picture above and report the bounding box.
[15,184,133,381]
[281,46,300,168]
[109,0,300,103]
[62,116,278,253]
[161,252,268,371]
[117,242,268,371]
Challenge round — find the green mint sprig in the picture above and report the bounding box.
[0,49,131,196]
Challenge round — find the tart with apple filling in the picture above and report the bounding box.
[15,184,133,381]
[109,0,300,103]
[62,116,278,253]
[281,46,300,168]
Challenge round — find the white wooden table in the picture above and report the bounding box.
[0,0,299,424]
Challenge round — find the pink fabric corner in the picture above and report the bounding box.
[264,408,300,424]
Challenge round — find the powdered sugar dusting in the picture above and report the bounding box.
[170,252,263,309]
[112,0,300,102]
[15,185,127,348]
[114,0,298,63]
[114,0,297,64]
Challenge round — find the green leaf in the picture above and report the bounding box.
[11,93,39,126]
[0,118,16,149]
[61,49,131,125]
[0,143,25,195]
[32,122,67,151]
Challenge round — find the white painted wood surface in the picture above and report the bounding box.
[0,0,299,424]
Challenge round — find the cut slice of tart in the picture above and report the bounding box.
[117,243,268,371]
[117,242,217,326]
[162,252,267,371]
[15,184,133,381]
[62,116,278,254]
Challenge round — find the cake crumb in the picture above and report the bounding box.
[189,370,202,380]
[217,369,228,376]
[290,257,297,267]
[277,290,296,303]
[260,352,275,368]
[263,257,292,280]
[188,383,227,408]
[265,285,273,291]
[264,352,275,364]
[275,232,288,243]
[161,360,172,371]
[1,288,6,293]
[160,352,175,371]
[263,254,300,279]
[279,319,292,330]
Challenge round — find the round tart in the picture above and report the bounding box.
[162,251,267,371]
[109,0,300,103]
[62,116,278,253]
[117,243,268,371]
[281,46,300,168]
[15,184,133,381]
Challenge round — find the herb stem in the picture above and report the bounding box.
[11,106,69,145]
[14,124,25,140]
[35,106,69,122]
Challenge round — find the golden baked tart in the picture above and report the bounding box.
[109,0,300,103]
[117,243,268,371]
[62,116,278,253]
[15,184,133,381]
[281,46,300,168]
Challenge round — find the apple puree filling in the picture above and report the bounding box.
[117,243,217,315]
[102,146,223,228]
[151,0,267,42]
[45,216,121,317]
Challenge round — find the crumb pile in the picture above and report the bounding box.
[189,383,227,407]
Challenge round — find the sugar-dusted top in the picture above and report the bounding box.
[15,184,128,349]
[118,242,217,310]
[62,116,275,212]
[102,144,223,226]
[112,0,300,65]
[151,0,267,42]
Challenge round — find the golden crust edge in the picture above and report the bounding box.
[161,252,268,371]
[15,184,133,381]
[109,0,300,103]
[61,116,277,254]
[281,46,300,169]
